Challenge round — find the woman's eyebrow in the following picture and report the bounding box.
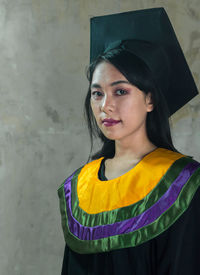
[91,80,130,89]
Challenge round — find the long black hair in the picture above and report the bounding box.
[84,48,179,160]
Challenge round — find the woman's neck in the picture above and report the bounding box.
[114,135,157,161]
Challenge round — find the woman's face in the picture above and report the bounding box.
[90,61,153,141]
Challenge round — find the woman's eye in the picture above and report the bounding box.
[115,89,127,96]
[91,91,103,98]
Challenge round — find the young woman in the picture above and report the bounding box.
[58,8,200,275]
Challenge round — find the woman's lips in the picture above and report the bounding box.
[102,119,121,127]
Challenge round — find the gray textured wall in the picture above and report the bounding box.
[0,0,199,274]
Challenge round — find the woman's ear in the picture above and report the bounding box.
[146,92,154,112]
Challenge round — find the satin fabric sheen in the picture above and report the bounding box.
[77,148,184,213]
[58,148,200,254]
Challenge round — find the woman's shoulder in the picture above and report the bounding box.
[57,157,103,191]
[154,148,200,172]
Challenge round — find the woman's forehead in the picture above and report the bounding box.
[91,62,127,85]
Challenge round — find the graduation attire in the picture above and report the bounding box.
[58,148,200,274]
[58,7,199,275]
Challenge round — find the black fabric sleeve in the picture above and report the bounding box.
[155,186,200,275]
[61,244,69,275]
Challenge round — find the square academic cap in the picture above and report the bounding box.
[90,8,199,116]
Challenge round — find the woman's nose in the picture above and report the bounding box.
[101,95,115,113]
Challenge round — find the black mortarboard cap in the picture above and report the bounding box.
[90,8,199,116]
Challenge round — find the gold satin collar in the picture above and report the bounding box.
[77,148,184,214]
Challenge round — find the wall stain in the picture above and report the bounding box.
[187,6,200,21]
[44,105,60,124]
[186,31,200,65]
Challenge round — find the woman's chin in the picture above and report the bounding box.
[102,132,122,141]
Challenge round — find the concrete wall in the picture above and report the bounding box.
[0,0,199,274]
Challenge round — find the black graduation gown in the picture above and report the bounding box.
[60,158,200,275]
